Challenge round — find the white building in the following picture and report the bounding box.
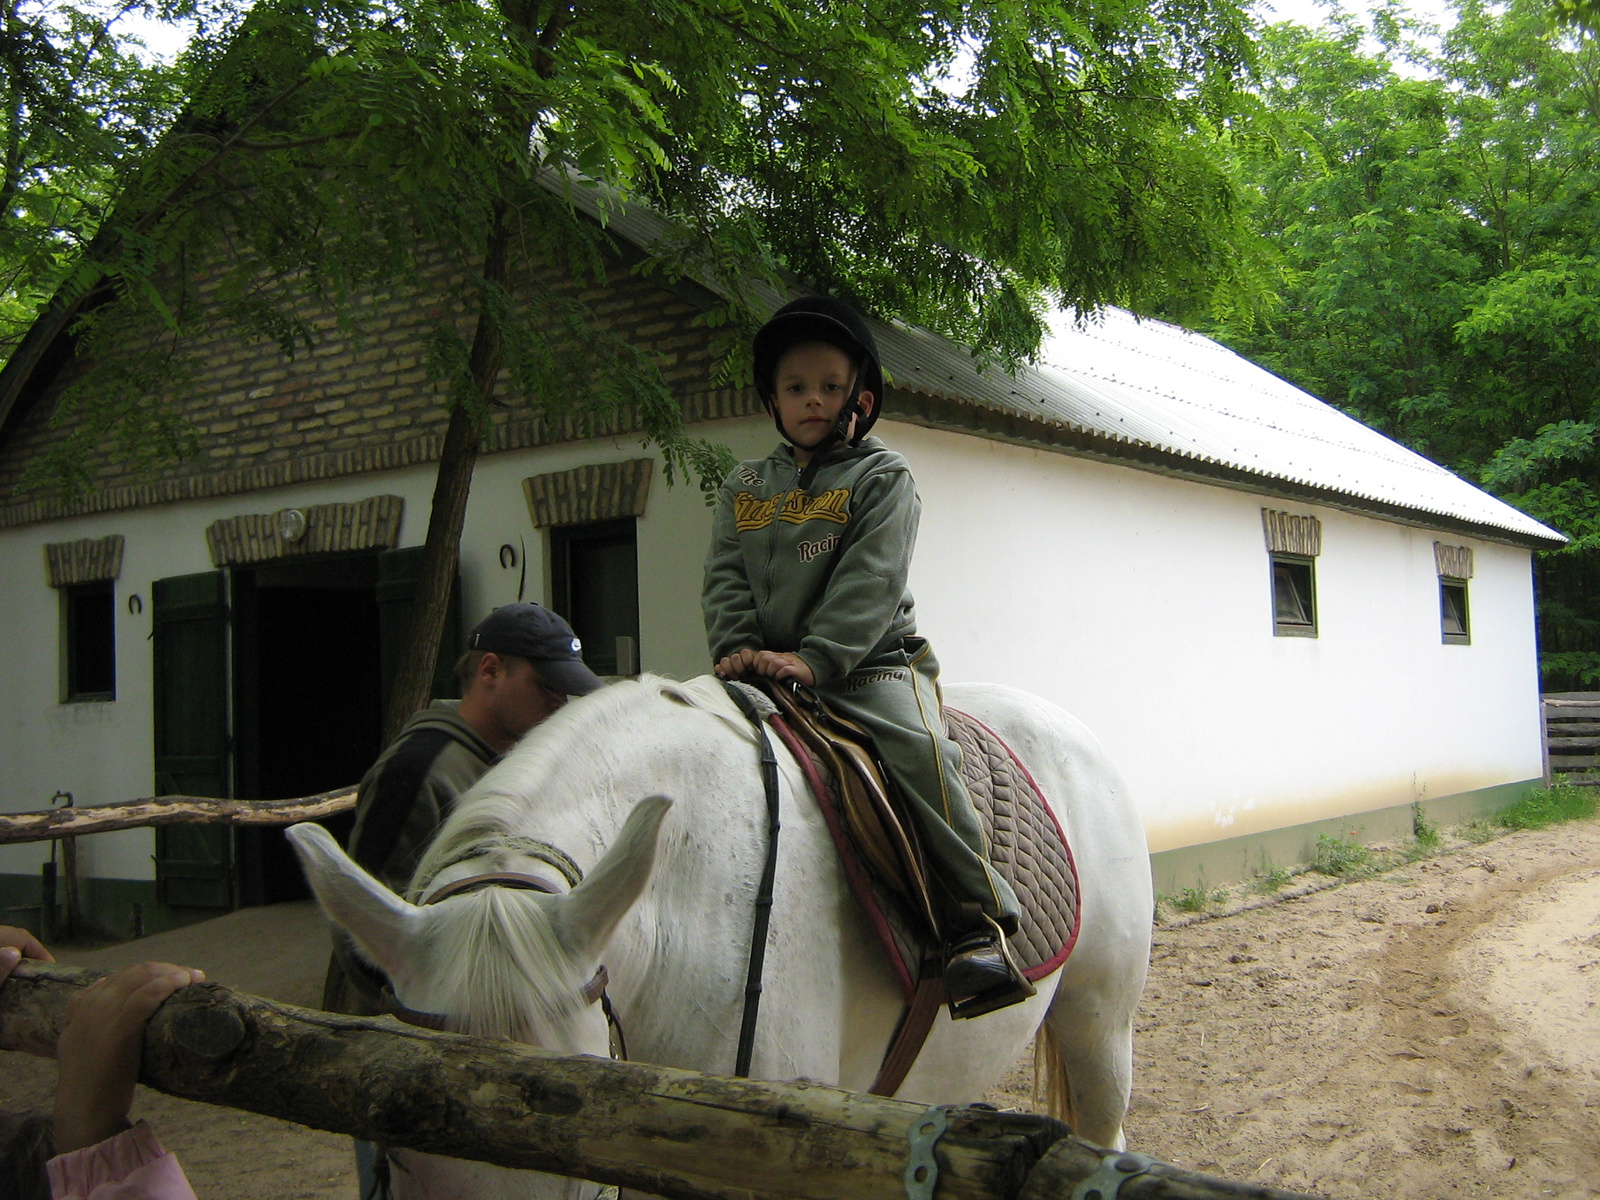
[0,215,1562,934]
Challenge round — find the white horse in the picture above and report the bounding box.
[288,674,1152,1200]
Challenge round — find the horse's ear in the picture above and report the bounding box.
[285,822,426,979]
[554,795,673,958]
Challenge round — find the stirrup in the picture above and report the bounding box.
[946,917,1036,1020]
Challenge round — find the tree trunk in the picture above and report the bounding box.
[0,788,357,845]
[0,963,1321,1200]
[382,206,511,741]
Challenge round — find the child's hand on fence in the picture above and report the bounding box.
[54,961,205,1154]
[0,925,53,983]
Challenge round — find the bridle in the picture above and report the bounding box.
[377,847,627,1060]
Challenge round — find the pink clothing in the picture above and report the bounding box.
[47,1122,196,1200]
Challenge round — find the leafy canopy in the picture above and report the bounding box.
[1187,0,1600,684]
[7,0,1262,499]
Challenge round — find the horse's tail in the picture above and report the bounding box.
[1033,1023,1077,1131]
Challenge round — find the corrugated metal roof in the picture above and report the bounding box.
[877,307,1564,547]
[570,178,1561,547]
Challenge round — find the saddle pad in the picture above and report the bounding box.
[946,709,1081,982]
[771,703,1080,1002]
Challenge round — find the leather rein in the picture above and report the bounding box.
[377,864,627,1061]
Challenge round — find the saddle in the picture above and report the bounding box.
[750,680,1081,1091]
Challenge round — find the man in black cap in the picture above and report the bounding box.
[325,602,603,1200]
[323,601,603,1014]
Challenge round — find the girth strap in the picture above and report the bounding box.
[869,965,946,1096]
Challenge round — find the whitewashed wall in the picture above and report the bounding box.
[0,414,1544,882]
[886,422,1544,854]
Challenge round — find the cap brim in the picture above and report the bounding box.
[535,657,607,696]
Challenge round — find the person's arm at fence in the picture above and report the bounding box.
[0,923,53,978]
[47,961,204,1200]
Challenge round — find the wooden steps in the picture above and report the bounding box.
[1543,693,1600,784]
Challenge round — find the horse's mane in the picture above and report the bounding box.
[413,673,740,894]
[401,673,745,1046]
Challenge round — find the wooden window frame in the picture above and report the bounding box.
[1440,577,1470,646]
[1271,553,1318,639]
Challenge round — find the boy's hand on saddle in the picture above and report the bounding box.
[714,648,762,680]
[713,649,816,686]
[55,961,205,1153]
[752,651,815,686]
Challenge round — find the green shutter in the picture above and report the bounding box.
[152,571,234,908]
[377,546,462,711]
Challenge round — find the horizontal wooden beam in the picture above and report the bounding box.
[0,789,357,845]
[0,964,1320,1200]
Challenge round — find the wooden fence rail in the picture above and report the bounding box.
[1,963,1319,1200]
[0,788,358,845]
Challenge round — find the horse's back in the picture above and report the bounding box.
[942,683,1152,970]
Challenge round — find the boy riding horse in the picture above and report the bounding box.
[704,295,1030,1013]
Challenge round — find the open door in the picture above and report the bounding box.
[377,545,462,710]
[152,571,234,908]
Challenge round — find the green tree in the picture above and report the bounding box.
[1192,0,1600,685]
[4,0,1264,733]
[0,1,182,345]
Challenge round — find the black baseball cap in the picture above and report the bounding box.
[466,603,605,696]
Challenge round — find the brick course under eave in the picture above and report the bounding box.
[0,235,731,529]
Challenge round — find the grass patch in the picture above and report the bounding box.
[1495,781,1598,831]
[1404,802,1444,861]
[1168,884,1230,913]
[1457,818,1499,844]
[1314,833,1375,878]
[1250,862,1295,894]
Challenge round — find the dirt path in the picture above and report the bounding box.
[991,815,1600,1198]
[5,816,1598,1199]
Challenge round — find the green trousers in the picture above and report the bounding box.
[818,637,1021,933]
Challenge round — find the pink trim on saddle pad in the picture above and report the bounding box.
[947,709,1082,982]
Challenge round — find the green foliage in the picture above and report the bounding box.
[5,0,1266,502]
[1313,833,1373,877]
[1457,818,1500,844]
[1411,802,1442,850]
[1496,781,1599,829]
[1250,862,1295,893]
[0,1,185,349]
[1185,0,1600,687]
[1169,883,1230,912]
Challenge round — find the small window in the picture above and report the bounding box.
[1271,554,1317,638]
[63,581,116,700]
[550,518,640,676]
[1441,578,1470,645]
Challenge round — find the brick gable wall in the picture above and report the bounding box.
[0,238,762,529]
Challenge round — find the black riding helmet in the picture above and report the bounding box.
[752,296,886,450]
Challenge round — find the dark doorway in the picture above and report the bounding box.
[551,518,640,676]
[233,554,382,904]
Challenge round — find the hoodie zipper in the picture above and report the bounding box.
[761,455,800,624]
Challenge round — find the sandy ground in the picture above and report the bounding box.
[4,815,1599,1199]
[990,815,1600,1198]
